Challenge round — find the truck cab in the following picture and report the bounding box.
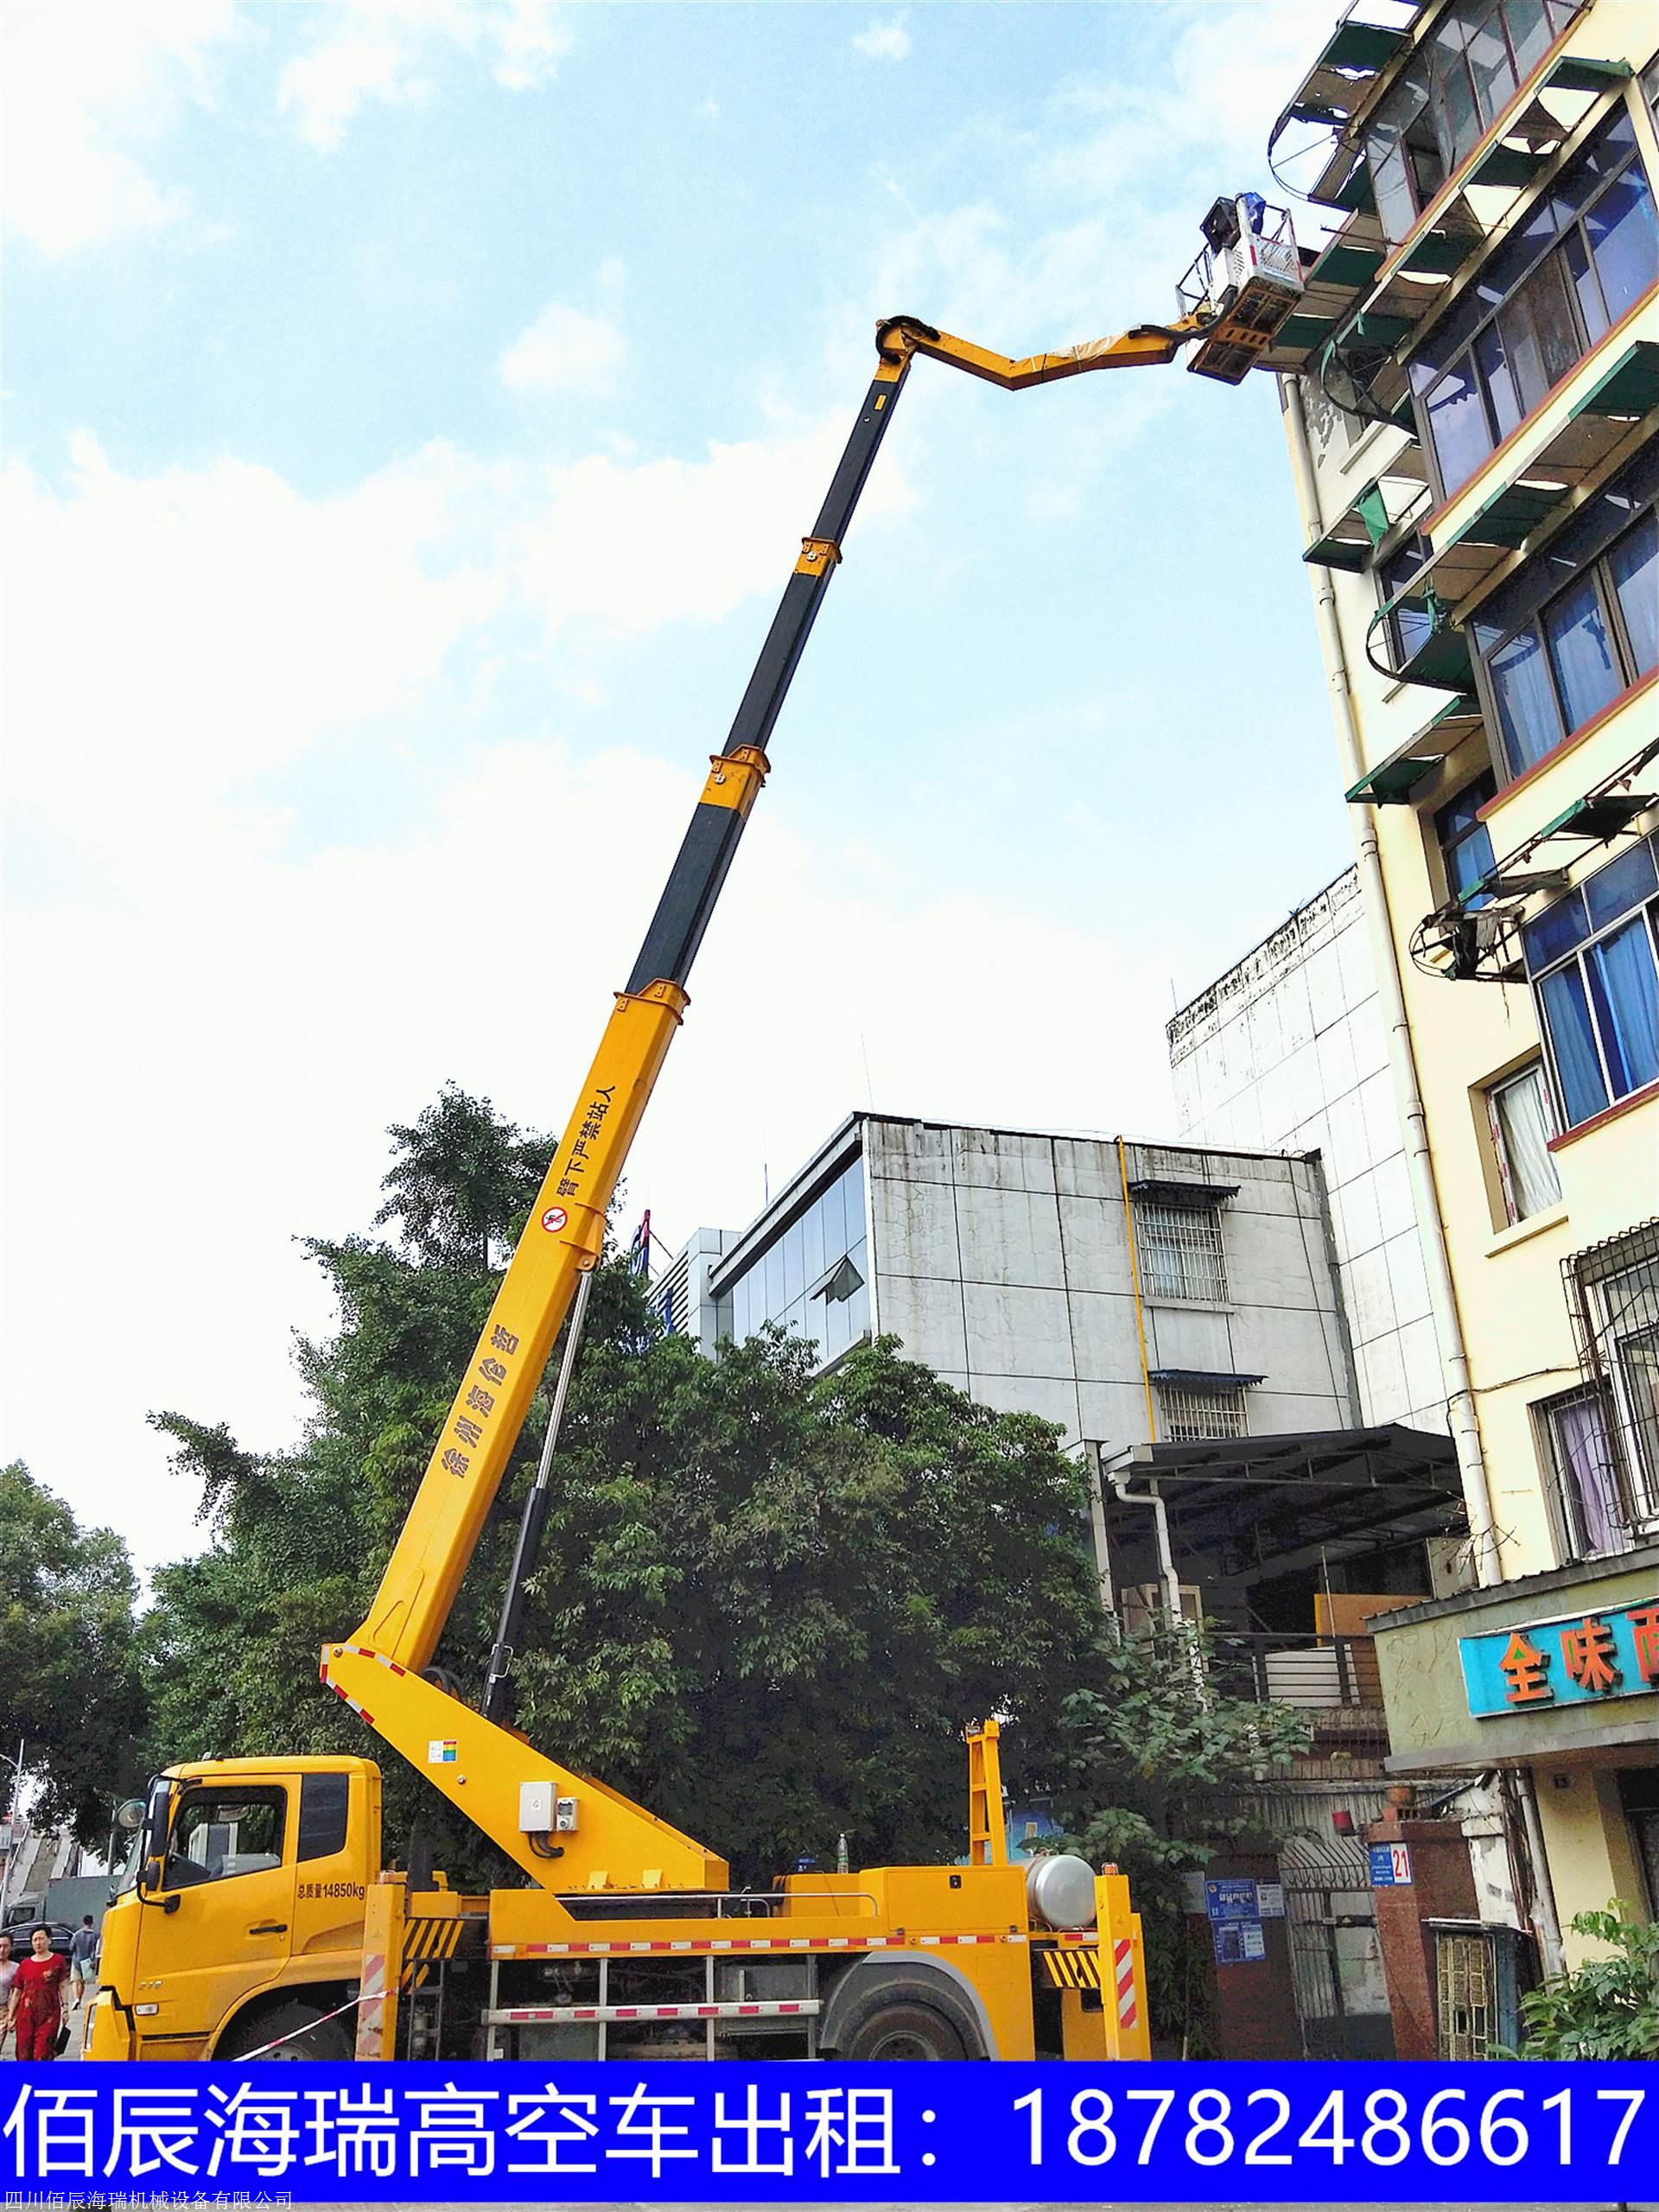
[88,1756,380,2061]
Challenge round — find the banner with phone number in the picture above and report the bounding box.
[2,2062,1650,2202]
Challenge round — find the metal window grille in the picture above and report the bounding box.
[1562,1221,1659,1539]
[1158,1385,1247,1442]
[1435,1930,1496,2061]
[1135,1201,1228,1302]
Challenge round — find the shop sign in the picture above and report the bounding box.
[1459,1595,1659,1718]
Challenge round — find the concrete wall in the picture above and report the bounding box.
[1170,869,1445,1433]
[865,1116,1353,1455]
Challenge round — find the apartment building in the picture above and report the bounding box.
[1169,868,1448,1434]
[1254,0,1659,1992]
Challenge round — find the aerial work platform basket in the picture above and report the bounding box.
[1179,194,1305,384]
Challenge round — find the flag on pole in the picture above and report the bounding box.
[627,1209,652,1278]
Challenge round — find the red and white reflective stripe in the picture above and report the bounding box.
[493,1930,1029,1959]
[485,1999,821,2026]
[1114,1938,1138,2029]
[354,1646,408,1675]
[325,1681,375,1728]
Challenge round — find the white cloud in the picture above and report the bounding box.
[499,302,626,397]
[852,18,911,62]
[2,2,236,257]
[2,418,1178,1574]
[513,416,915,637]
[278,1,571,150]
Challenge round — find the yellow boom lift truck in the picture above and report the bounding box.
[90,197,1303,2068]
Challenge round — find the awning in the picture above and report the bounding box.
[1105,1424,1464,1588]
[1146,1370,1265,1391]
[1126,1177,1239,1209]
[1304,444,1429,572]
[1345,693,1483,804]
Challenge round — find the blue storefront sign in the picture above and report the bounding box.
[1370,1841,1412,1887]
[1459,1595,1659,1719]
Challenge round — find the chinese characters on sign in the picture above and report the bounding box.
[1460,1599,1659,1719]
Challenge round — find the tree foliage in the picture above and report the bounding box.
[0,1461,147,1843]
[140,1086,1301,1944]
[1515,1905,1659,2059]
[1047,1618,1311,2050]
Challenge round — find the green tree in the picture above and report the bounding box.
[1514,1905,1659,2058]
[1047,1617,1312,2051]
[141,1087,1106,1885]
[0,1461,146,1844]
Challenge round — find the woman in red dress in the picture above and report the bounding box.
[5,1927,68,2060]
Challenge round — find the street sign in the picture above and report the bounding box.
[1370,1841,1413,1886]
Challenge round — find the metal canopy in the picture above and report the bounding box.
[1146,1369,1266,1391]
[1107,1424,1465,1588]
[1126,1177,1239,1208]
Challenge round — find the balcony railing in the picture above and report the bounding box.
[1207,1630,1384,1713]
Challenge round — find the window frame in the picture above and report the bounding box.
[1435,768,1499,906]
[162,1785,289,1891]
[1484,1059,1561,1223]
[1157,1383,1249,1443]
[1527,836,1659,1128]
[1135,1201,1229,1304]
[1409,111,1656,503]
[1475,500,1659,779]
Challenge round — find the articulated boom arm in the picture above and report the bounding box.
[322,304,1207,1891]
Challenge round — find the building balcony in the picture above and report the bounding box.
[1207,1630,1390,1734]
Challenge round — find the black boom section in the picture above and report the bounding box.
[625,366,909,998]
[624,800,747,995]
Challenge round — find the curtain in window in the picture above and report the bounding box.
[1610,514,1658,675]
[1549,1395,1621,1554]
[1494,1068,1560,1217]
[1586,916,1659,1096]
[1586,162,1659,324]
[1543,573,1622,730]
[1540,964,1610,1123]
[1489,622,1564,770]
[1618,1329,1659,1508]
[1426,357,1493,492]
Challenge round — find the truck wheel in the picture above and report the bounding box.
[218,1999,353,2062]
[837,1999,967,2061]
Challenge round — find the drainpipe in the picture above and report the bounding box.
[1281,373,1500,1589]
[1512,1766,1566,1979]
[1109,1465,1183,1625]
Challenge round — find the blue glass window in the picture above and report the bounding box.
[1585,918,1659,1096]
[1412,112,1656,499]
[1584,842,1659,932]
[1540,964,1611,1124]
[1583,162,1659,324]
[1543,573,1622,730]
[1489,622,1564,770]
[1523,888,1588,971]
[1435,772,1497,904]
[1609,515,1658,676]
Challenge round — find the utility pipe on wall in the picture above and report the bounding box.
[1280,374,1500,1588]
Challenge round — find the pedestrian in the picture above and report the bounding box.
[4,1926,68,2060]
[0,1934,16,2056]
[67,1916,98,2006]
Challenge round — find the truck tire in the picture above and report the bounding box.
[837,1996,968,2060]
[217,1998,353,2062]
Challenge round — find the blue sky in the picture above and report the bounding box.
[3,0,1353,1568]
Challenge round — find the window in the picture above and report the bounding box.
[163,1787,287,1890]
[1436,771,1497,904]
[1474,478,1659,778]
[1566,1226,1659,1532]
[1158,1385,1247,1442]
[713,1153,868,1361]
[1538,1384,1625,1555]
[1527,837,1659,1125]
[1377,534,1436,670]
[1486,1062,1561,1220]
[297,1773,350,1863]
[1364,0,1579,247]
[1409,111,1658,499]
[1135,1202,1227,1302]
